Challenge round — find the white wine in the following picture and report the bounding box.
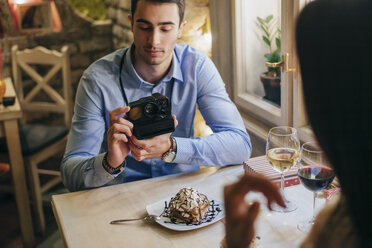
[267,148,300,173]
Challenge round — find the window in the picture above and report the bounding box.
[211,0,315,141]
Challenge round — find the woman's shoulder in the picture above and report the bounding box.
[301,195,360,248]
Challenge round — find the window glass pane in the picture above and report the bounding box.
[242,1,281,107]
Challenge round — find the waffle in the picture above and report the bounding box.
[169,188,210,223]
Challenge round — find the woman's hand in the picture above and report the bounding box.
[224,174,285,248]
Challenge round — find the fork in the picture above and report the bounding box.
[110,215,160,224]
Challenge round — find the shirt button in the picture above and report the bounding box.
[153,162,157,166]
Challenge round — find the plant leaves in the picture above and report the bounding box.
[257,17,265,25]
[269,50,281,63]
[277,27,281,35]
[263,36,271,47]
[261,24,269,38]
[265,15,273,23]
[67,0,107,20]
[257,14,281,58]
[275,37,281,50]
[268,67,281,75]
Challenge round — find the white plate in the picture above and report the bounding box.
[146,196,225,231]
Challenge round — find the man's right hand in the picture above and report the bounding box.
[106,106,133,168]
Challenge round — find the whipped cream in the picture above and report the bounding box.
[169,188,208,212]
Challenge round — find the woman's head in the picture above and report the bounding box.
[296,0,372,244]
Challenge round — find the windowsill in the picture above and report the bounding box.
[240,110,315,144]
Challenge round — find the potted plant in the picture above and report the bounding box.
[257,15,281,106]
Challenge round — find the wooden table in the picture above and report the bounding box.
[52,163,326,248]
[0,77,35,247]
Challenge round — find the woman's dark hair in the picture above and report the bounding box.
[296,0,372,246]
[131,0,185,25]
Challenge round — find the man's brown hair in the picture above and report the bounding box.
[131,0,186,25]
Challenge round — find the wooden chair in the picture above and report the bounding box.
[6,45,72,234]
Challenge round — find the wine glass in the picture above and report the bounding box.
[297,141,335,232]
[266,126,300,212]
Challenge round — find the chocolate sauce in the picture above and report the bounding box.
[161,199,222,226]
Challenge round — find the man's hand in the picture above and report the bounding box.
[106,106,133,167]
[224,174,285,248]
[129,115,178,161]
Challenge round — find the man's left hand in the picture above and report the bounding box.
[129,115,178,161]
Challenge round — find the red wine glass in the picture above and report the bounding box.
[297,141,335,232]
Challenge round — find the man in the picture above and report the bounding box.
[61,0,251,192]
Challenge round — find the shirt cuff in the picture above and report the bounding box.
[172,137,201,165]
[92,153,124,183]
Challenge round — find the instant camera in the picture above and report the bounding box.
[127,93,175,139]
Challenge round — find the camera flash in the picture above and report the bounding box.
[129,107,142,120]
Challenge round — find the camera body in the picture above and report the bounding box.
[127,93,175,140]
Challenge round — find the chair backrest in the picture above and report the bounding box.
[11,45,73,128]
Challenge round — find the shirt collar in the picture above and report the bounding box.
[123,44,184,86]
[168,51,184,83]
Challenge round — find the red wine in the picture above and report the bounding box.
[298,166,335,192]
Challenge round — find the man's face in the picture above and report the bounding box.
[129,1,185,67]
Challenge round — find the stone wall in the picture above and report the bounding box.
[1,0,210,90]
[0,0,211,131]
[104,0,211,56]
[0,0,114,94]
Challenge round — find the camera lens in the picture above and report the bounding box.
[144,103,158,118]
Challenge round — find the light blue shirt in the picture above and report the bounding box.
[61,44,251,191]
